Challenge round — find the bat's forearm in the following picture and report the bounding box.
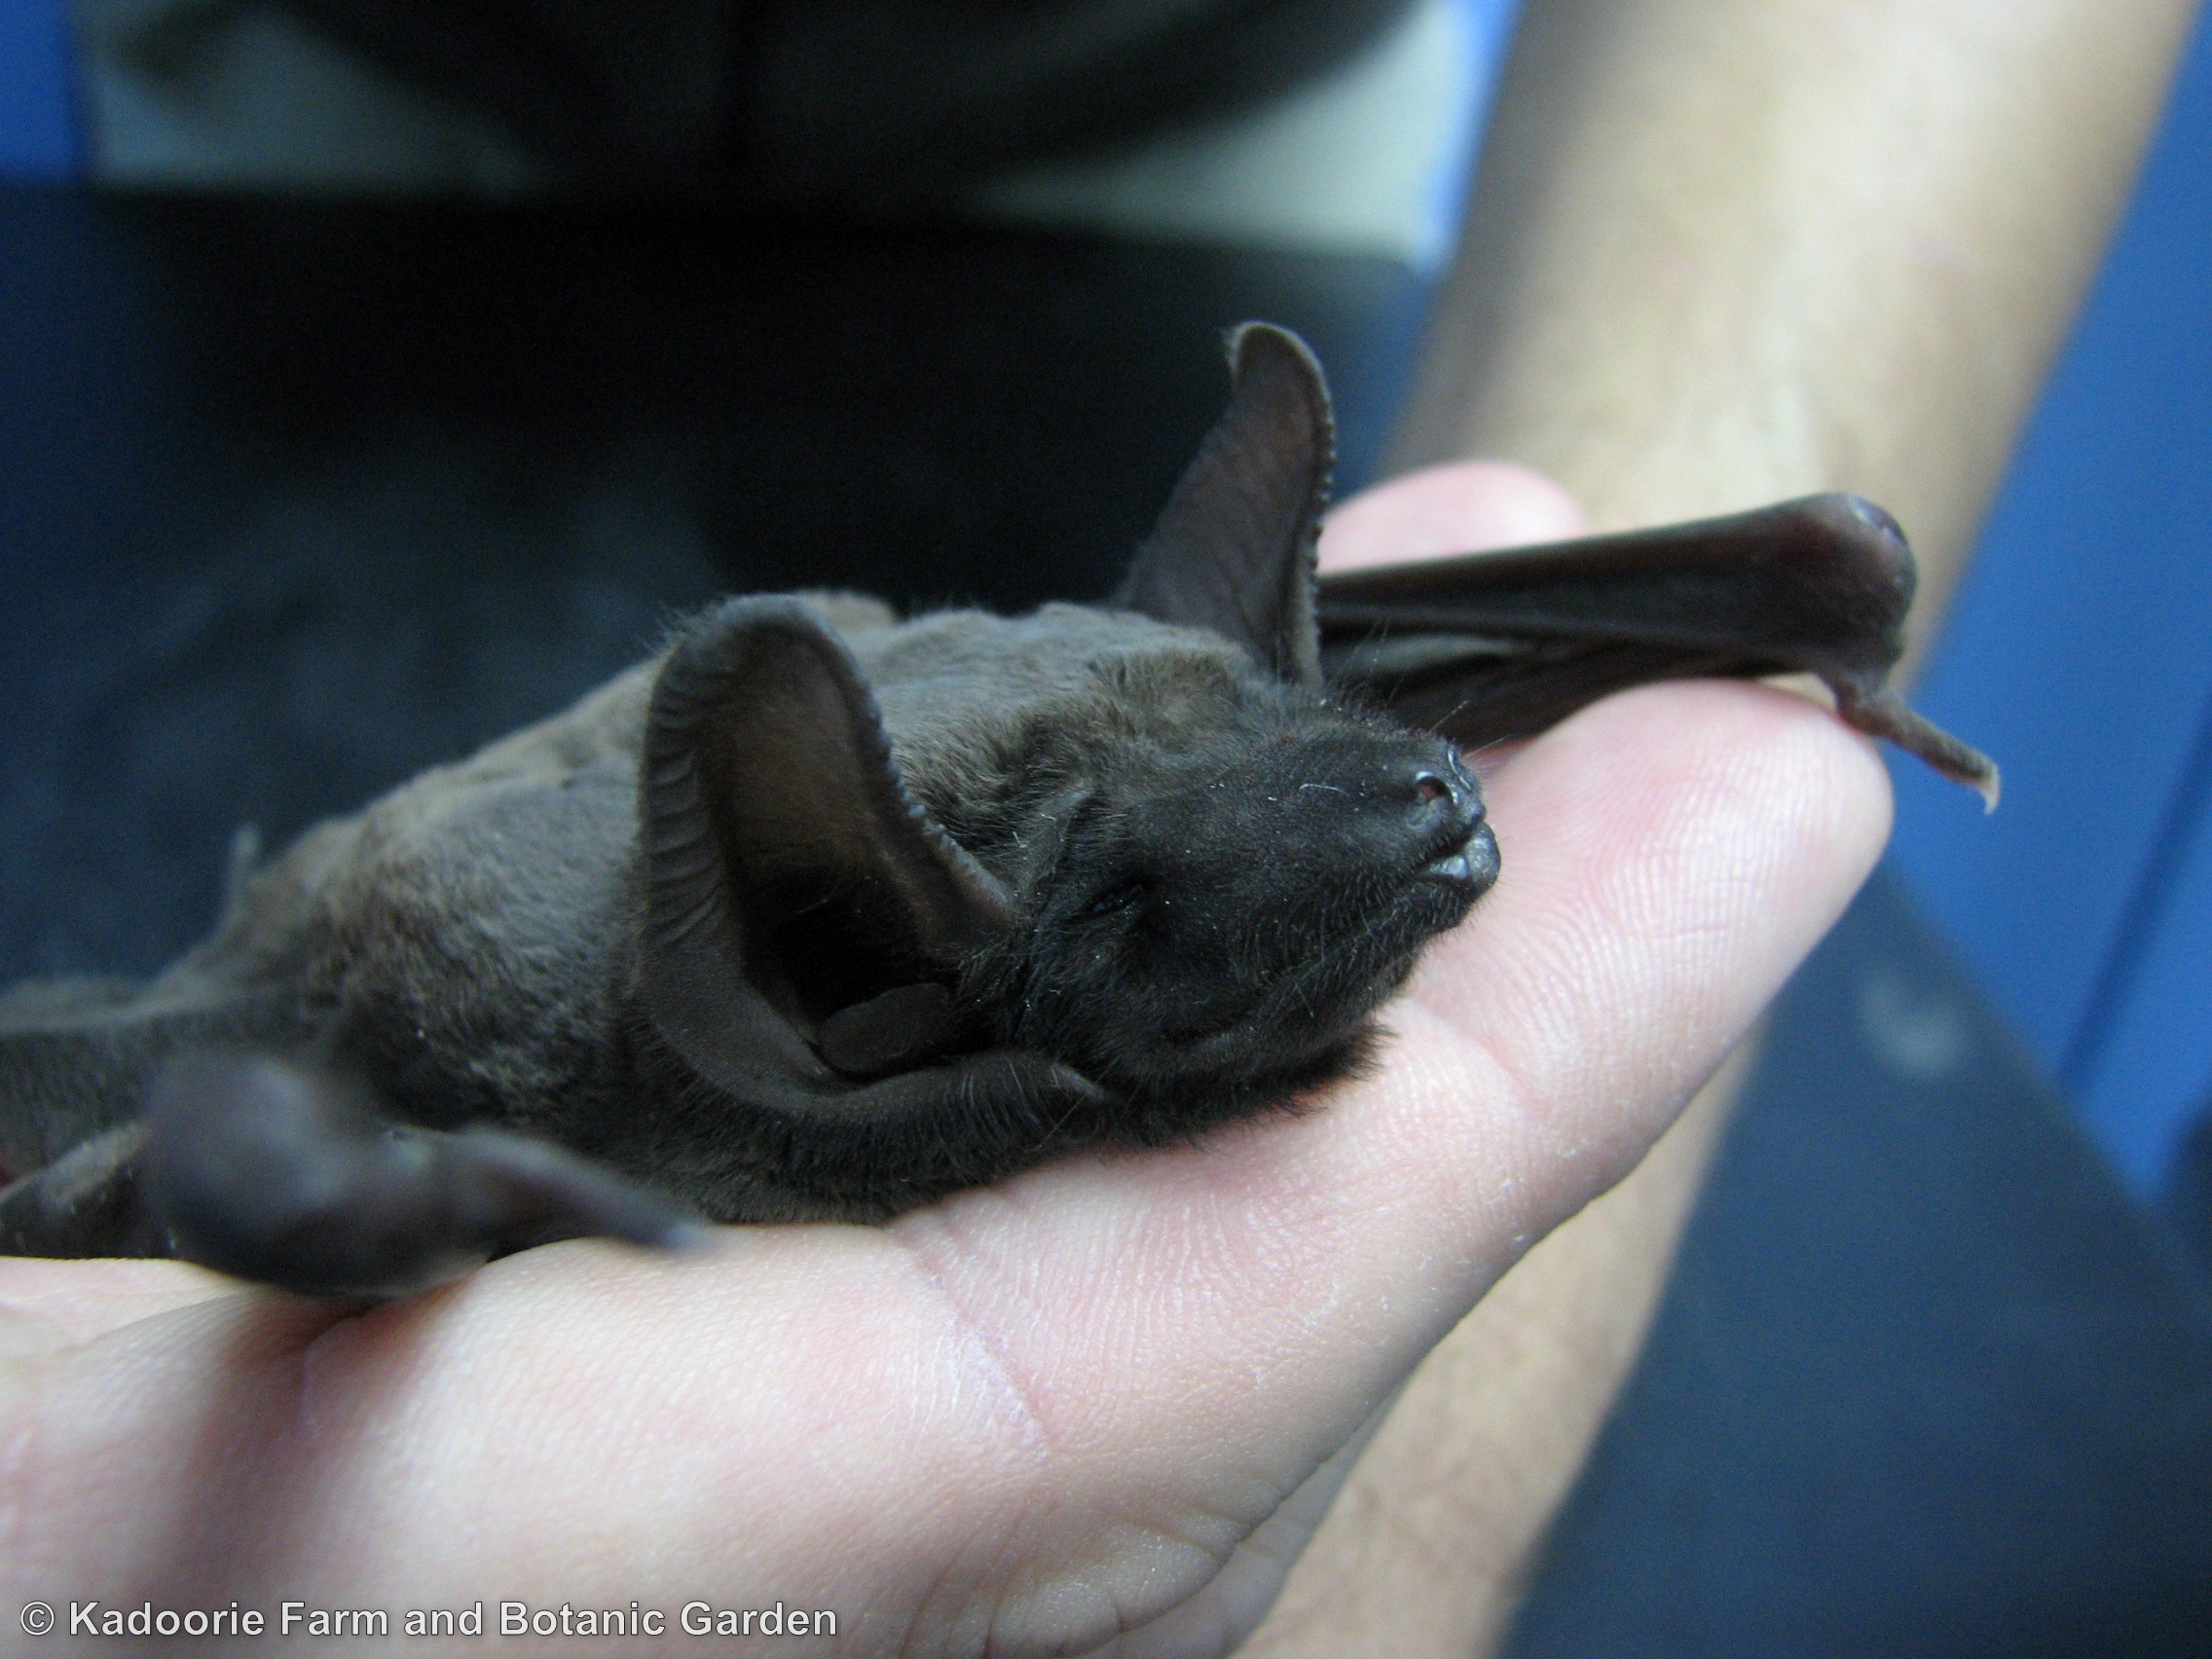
[1391,0,2196,634]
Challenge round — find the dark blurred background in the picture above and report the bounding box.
[0,187,1428,978]
[3,2,2209,1652]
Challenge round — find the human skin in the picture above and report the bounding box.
[1243,3,2200,1655]
[0,458,1891,1654]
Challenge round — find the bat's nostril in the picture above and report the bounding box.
[1395,750,1488,883]
[1404,756,1479,829]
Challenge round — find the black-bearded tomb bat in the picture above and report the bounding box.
[0,324,1994,1296]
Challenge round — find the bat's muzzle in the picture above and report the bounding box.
[1419,821,1500,897]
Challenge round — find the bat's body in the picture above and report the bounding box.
[0,326,1991,1296]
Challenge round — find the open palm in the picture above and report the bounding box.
[0,462,1889,1656]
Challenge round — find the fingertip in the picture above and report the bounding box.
[1748,681,1899,877]
[1320,461,1587,571]
[1445,680,1890,1017]
[1494,678,1893,864]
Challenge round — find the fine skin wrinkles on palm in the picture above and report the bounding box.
[0,463,1892,1655]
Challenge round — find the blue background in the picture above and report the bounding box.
[0,0,76,178]
[1887,8,2212,1197]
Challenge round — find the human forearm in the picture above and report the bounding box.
[1396,0,2197,623]
[1247,5,2198,1655]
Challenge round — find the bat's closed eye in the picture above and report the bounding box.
[1079,877,1151,919]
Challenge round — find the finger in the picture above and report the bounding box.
[1319,461,1587,571]
[0,1258,244,1352]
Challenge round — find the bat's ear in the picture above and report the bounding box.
[638,598,1016,1088]
[1117,321,1332,687]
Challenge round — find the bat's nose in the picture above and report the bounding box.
[1397,748,1497,897]
[1401,749,1483,843]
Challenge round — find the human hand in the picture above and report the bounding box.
[0,461,1890,1655]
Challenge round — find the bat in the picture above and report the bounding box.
[0,323,1993,1297]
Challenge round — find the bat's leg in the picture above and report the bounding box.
[139,1051,705,1298]
[0,1124,173,1260]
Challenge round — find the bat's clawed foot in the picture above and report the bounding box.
[143,1051,704,1299]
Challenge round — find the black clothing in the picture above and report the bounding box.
[278,0,1419,200]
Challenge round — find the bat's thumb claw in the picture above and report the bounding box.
[1835,687,2001,811]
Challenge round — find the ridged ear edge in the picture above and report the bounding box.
[638,598,1014,1093]
[1116,321,1332,686]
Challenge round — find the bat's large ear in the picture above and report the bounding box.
[1116,322,1332,687]
[638,599,1016,1089]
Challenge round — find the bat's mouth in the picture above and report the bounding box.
[1416,823,1500,896]
[1156,839,1492,1071]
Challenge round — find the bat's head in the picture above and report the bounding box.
[637,325,1495,1142]
[943,619,1496,1123]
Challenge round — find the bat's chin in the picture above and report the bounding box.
[1073,844,1497,1120]
[966,749,1500,1128]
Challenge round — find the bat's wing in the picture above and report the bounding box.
[1318,495,2000,808]
[1118,324,1993,805]
[0,1054,701,1296]
[0,918,705,1295]
[1,977,287,1172]
[0,1125,167,1259]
